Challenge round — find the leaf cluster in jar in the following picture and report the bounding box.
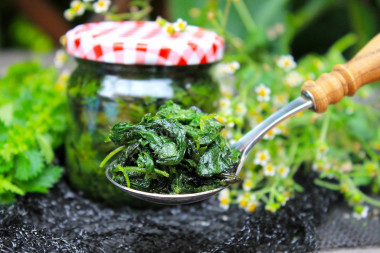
[101,101,241,194]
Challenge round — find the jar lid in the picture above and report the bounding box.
[65,21,224,66]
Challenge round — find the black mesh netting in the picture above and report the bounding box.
[0,172,379,253]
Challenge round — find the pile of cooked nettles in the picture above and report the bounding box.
[101,101,241,194]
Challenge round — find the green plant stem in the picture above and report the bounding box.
[117,165,131,188]
[121,166,169,178]
[222,0,232,29]
[232,0,256,33]
[210,19,255,66]
[99,145,125,168]
[319,111,330,142]
[345,176,380,207]
[105,6,152,21]
[314,178,340,190]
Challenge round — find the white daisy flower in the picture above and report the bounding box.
[312,161,331,173]
[353,206,369,220]
[71,0,85,16]
[215,115,227,124]
[93,0,111,13]
[263,163,276,176]
[277,165,290,178]
[173,18,187,32]
[263,128,280,140]
[220,84,234,98]
[237,193,250,209]
[219,98,231,110]
[220,129,233,139]
[64,9,76,21]
[255,84,271,102]
[54,49,67,68]
[254,150,270,166]
[273,93,289,107]
[218,188,230,210]
[245,200,258,213]
[243,179,254,191]
[284,71,303,87]
[316,143,329,159]
[215,61,240,75]
[235,103,247,116]
[340,161,353,173]
[163,23,175,34]
[276,55,296,71]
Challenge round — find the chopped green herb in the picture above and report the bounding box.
[101,101,241,194]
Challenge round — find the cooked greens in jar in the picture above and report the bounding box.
[101,101,241,194]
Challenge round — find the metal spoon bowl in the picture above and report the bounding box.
[106,96,313,205]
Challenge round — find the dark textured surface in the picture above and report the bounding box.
[0,172,379,253]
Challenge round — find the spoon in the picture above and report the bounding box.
[106,33,380,205]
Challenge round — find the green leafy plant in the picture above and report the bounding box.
[101,101,241,194]
[0,62,67,204]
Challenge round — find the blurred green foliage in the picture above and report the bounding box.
[9,17,54,52]
[168,0,380,58]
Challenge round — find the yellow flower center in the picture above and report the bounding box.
[284,60,290,67]
[215,116,225,123]
[98,1,105,7]
[239,199,248,207]
[166,25,174,34]
[247,203,256,212]
[279,167,285,173]
[73,3,81,11]
[221,129,229,138]
[258,89,266,96]
[244,181,252,188]
[259,154,266,161]
[266,165,274,171]
[220,198,229,205]
[256,115,264,123]
[340,185,349,193]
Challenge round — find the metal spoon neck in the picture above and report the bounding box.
[231,96,313,172]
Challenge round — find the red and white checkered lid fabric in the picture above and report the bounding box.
[65,21,224,66]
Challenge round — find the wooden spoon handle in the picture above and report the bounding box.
[301,33,380,113]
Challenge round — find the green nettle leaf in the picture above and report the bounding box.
[0,175,25,195]
[104,101,241,194]
[20,165,63,193]
[36,134,54,164]
[15,149,44,181]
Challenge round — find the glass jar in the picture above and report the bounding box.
[64,21,224,206]
[65,59,221,205]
